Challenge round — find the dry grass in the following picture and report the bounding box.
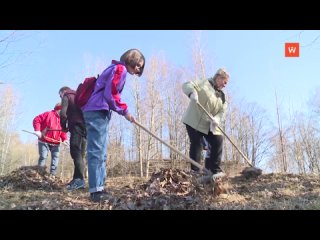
[1,166,320,210]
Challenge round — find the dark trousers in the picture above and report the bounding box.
[186,124,223,174]
[69,124,87,180]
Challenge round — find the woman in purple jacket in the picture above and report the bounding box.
[82,49,145,202]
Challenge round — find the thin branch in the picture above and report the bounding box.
[301,34,320,48]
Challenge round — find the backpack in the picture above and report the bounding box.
[75,75,99,108]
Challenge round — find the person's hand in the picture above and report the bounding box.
[210,117,219,133]
[125,113,136,123]
[62,141,70,147]
[34,131,42,138]
[189,91,198,102]
[42,127,48,136]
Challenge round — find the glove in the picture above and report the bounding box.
[34,131,42,138]
[125,113,135,123]
[210,117,219,133]
[189,91,198,102]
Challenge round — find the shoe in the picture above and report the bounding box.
[90,190,110,203]
[190,169,200,174]
[197,174,213,184]
[212,172,226,181]
[66,178,85,191]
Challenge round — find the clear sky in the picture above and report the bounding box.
[1,30,320,142]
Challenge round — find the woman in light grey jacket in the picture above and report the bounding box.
[182,68,229,179]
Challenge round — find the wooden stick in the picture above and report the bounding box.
[196,102,254,168]
[22,129,63,144]
[133,121,212,175]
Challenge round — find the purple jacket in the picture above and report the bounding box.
[82,60,129,116]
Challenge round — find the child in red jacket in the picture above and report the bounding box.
[33,102,68,176]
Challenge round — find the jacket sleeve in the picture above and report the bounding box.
[214,100,228,125]
[60,131,68,142]
[182,80,201,98]
[60,95,69,131]
[33,112,48,131]
[104,64,128,116]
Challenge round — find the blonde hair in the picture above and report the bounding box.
[211,68,230,83]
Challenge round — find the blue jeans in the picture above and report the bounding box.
[83,110,110,193]
[38,141,60,175]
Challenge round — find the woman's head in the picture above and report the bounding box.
[210,68,230,90]
[120,49,145,77]
[58,86,71,98]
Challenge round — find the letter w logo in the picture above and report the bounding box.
[285,43,300,57]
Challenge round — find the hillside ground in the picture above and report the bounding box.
[1,166,320,210]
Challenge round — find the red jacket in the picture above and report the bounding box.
[33,110,67,145]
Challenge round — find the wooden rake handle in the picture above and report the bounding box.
[22,129,64,144]
[196,102,254,167]
[133,121,212,175]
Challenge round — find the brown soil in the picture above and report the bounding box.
[1,166,320,210]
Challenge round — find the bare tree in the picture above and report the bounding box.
[284,30,320,48]
[296,119,320,174]
[274,90,288,172]
[143,56,167,178]
[0,86,18,175]
[288,114,308,174]
[191,31,207,80]
[107,114,127,177]
[131,76,144,177]
[0,31,20,69]
[225,98,272,168]
[164,67,190,168]
[0,30,39,77]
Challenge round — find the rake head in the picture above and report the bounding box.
[241,167,262,179]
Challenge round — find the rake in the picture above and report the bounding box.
[133,121,212,175]
[196,102,263,176]
[22,129,68,146]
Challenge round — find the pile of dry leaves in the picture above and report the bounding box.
[0,166,63,191]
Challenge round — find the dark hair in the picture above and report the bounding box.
[58,86,71,95]
[120,49,145,76]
